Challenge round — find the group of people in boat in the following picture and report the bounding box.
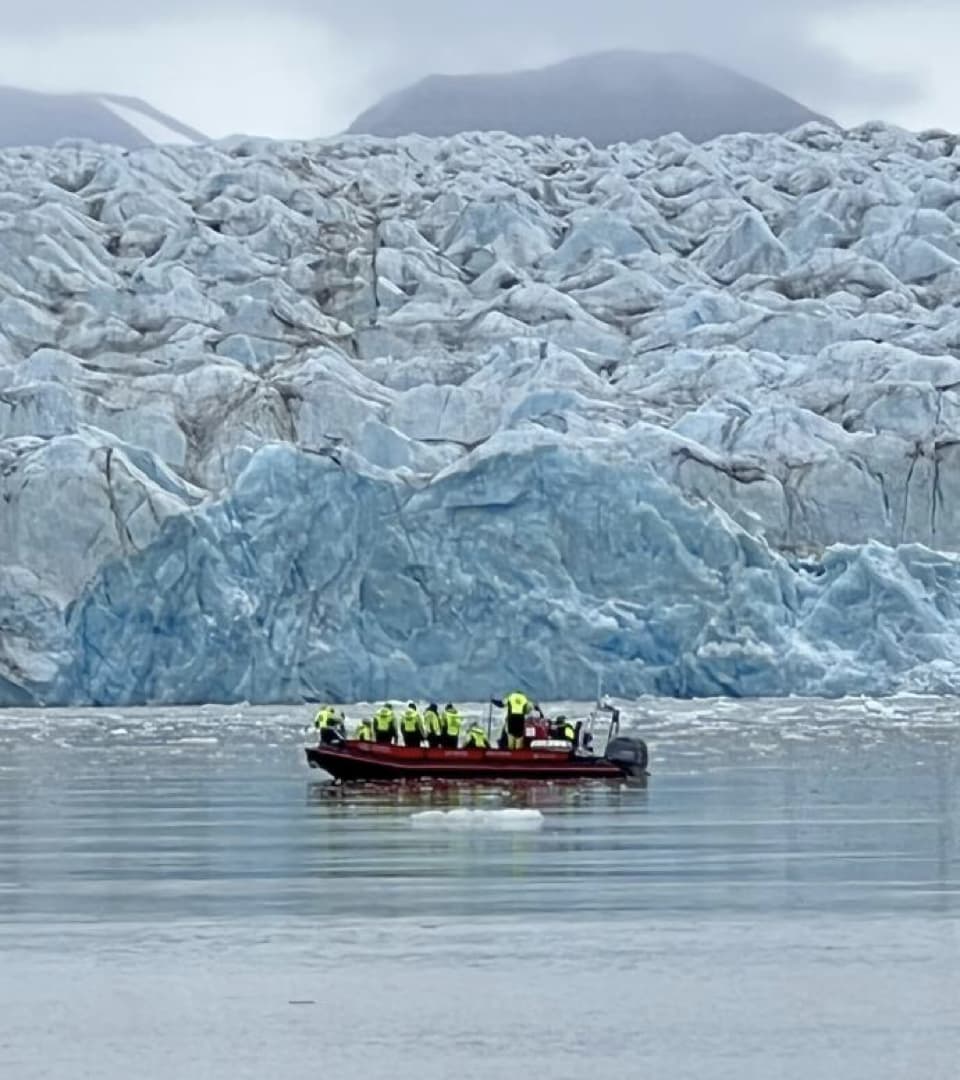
[314,691,576,751]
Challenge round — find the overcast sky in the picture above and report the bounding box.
[0,0,958,138]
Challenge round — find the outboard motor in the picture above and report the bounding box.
[604,736,649,777]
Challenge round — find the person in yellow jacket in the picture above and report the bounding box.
[463,723,490,749]
[400,702,424,747]
[492,691,531,750]
[423,703,443,748]
[355,719,374,742]
[550,715,577,745]
[314,705,346,744]
[441,703,462,748]
[373,703,397,745]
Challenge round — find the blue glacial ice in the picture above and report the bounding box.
[60,434,960,704]
[3,123,960,704]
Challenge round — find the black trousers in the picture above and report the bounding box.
[427,733,442,748]
[441,732,459,748]
[402,730,422,747]
[374,729,394,744]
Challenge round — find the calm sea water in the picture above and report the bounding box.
[1,696,958,1080]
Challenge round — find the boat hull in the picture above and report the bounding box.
[304,741,631,782]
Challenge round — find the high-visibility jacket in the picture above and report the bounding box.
[464,725,489,749]
[557,721,575,742]
[401,707,423,734]
[424,707,442,736]
[356,721,373,742]
[315,706,338,728]
[374,707,396,734]
[442,707,462,737]
[505,692,529,717]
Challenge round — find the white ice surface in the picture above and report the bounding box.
[4,123,960,703]
[410,809,545,830]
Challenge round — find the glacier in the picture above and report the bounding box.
[3,122,960,705]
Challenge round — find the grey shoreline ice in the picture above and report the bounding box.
[3,121,960,706]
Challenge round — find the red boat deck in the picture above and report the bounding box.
[305,739,627,782]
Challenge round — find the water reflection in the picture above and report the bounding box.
[306,777,647,812]
[1,703,958,926]
[3,702,959,1080]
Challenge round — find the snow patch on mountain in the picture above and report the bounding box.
[0,86,205,149]
[96,98,198,147]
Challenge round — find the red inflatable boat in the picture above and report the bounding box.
[304,706,648,783]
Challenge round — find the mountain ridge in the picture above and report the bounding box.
[347,50,831,144]
[0,85,206,149]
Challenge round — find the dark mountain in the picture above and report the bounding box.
[347,51,830,145]
[0,86,206,149]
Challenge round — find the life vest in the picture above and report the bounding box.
[356,722,373,742]
[505,691,529,716]
[374,707,395,733]
[464,726,489,749]
[424,708,442,734]
[401,708,422,733]
[442,707,462,736]
[315,706,337,728]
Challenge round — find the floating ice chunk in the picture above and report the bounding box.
[410,809,545,831]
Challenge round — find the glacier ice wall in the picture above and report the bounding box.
[4,123,960,704]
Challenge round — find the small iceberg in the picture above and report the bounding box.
[410,808,544,831]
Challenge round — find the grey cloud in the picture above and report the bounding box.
[6,0,930,114]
